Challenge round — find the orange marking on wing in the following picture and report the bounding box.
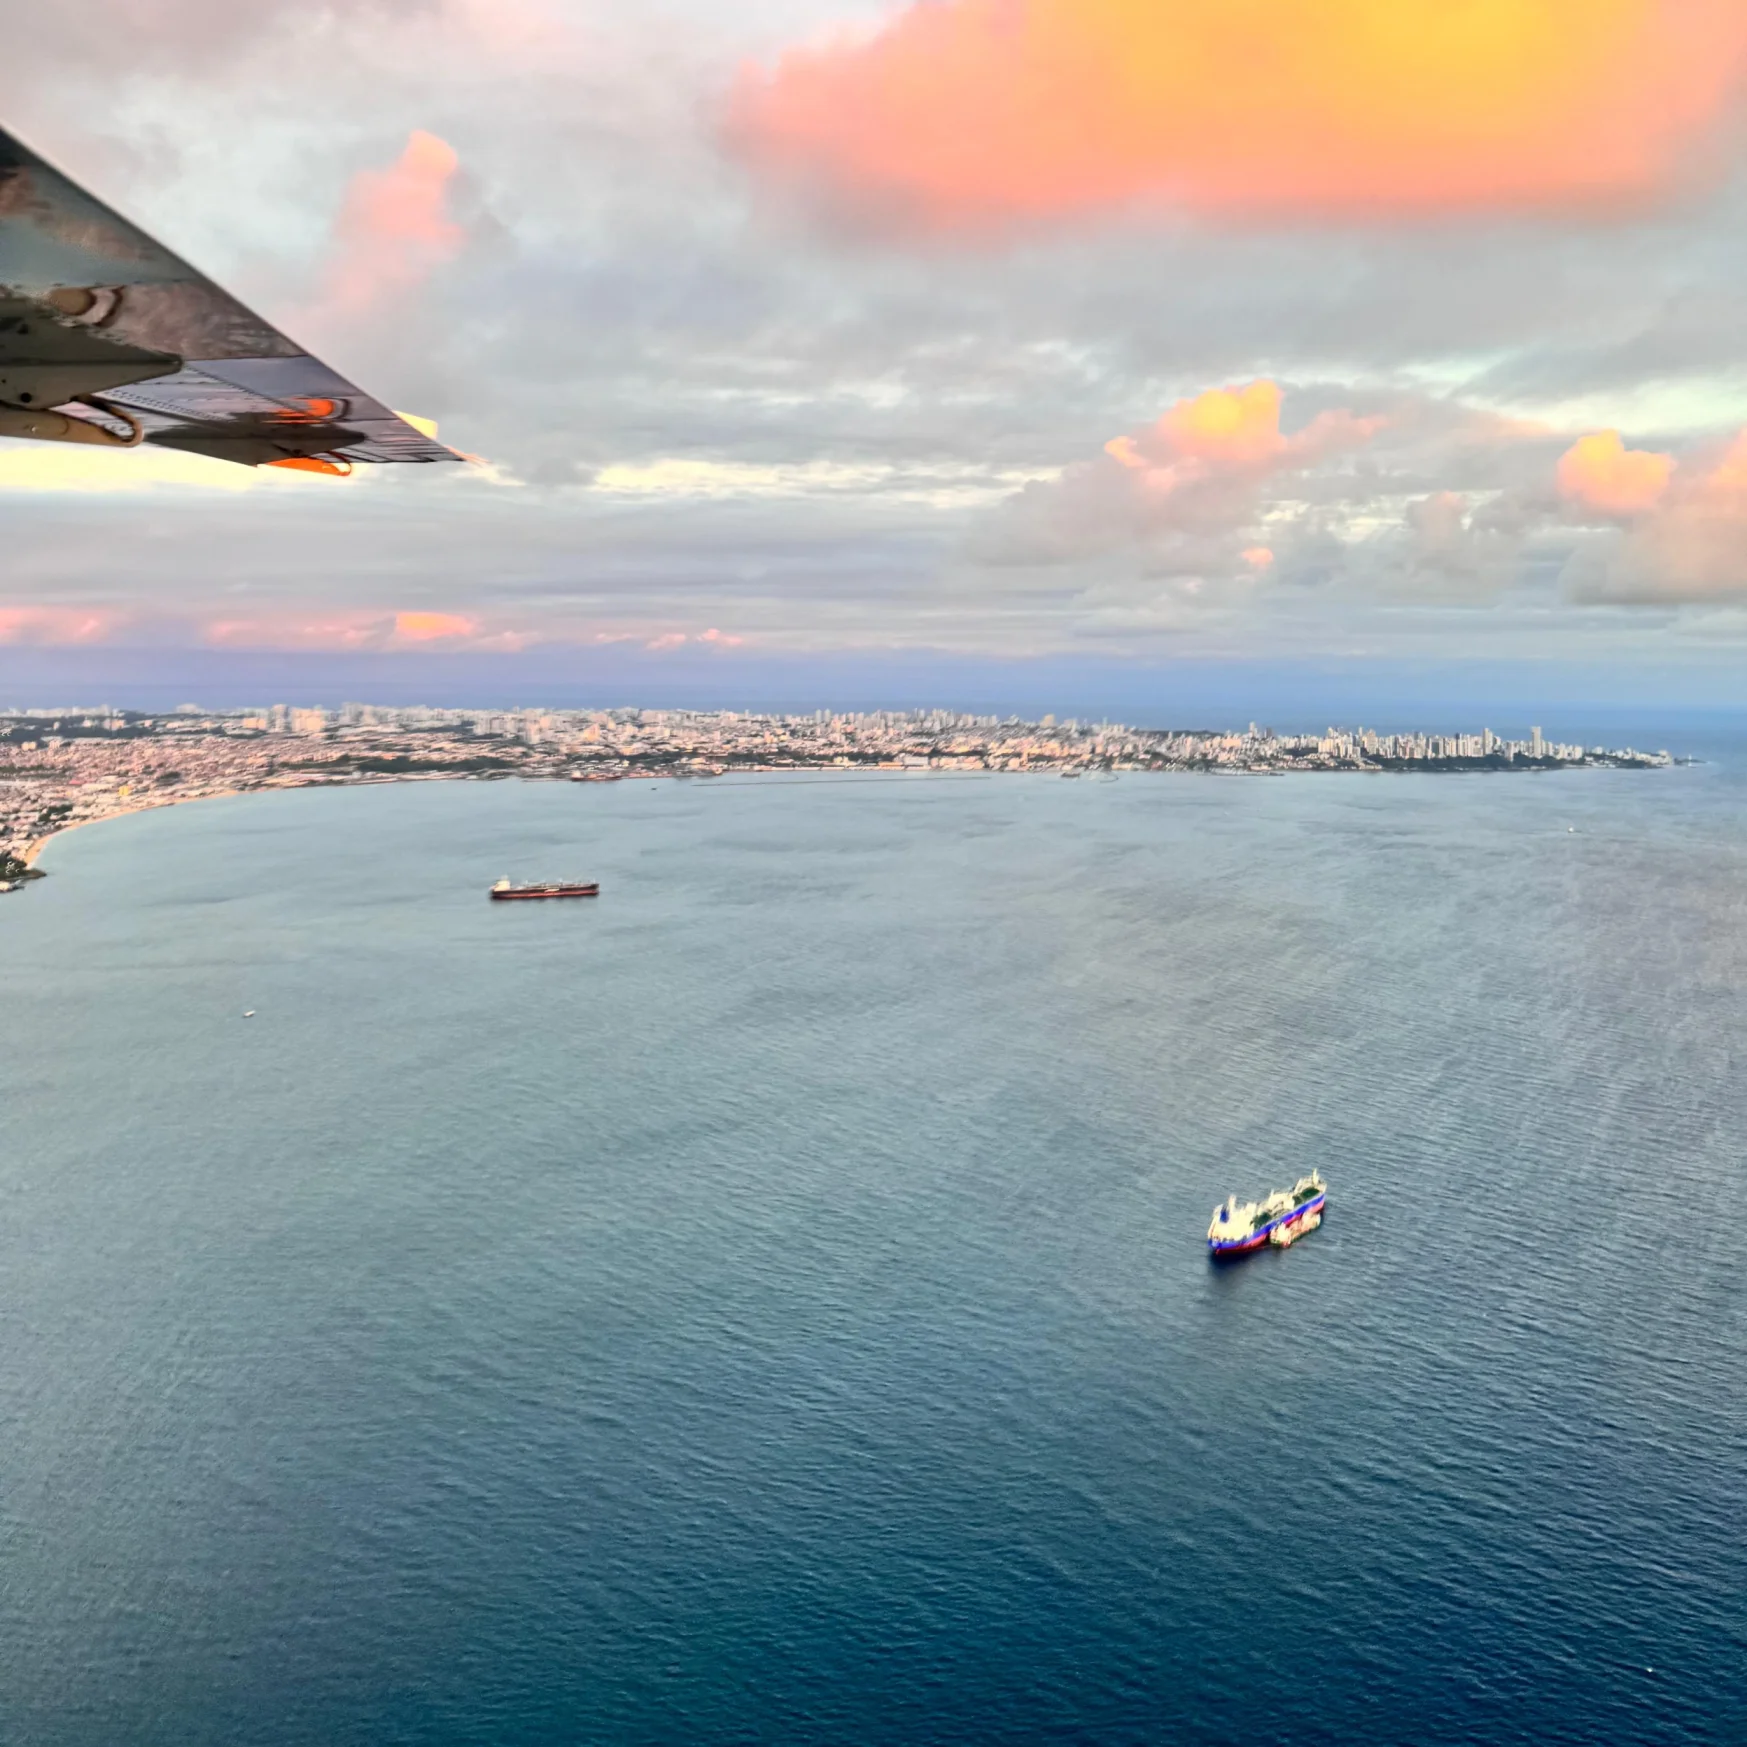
[268,456,354,477]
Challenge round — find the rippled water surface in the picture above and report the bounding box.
[3,758,1744,1744]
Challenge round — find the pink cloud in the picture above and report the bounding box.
[0,607,754,657]
[638,629,746,652]
[319,130,466,319]
[1569,425,1747,599]
[205,614,386,650]
[0,607,117,645]
[1702,429,1747,491]
[200,610,506,650]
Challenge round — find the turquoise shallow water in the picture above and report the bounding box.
[2,763,1744,1745]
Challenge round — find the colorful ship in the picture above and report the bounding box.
[1207,1171,1328,1259]
[490,880,600,900]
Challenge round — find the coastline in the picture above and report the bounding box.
[4,741,1682,880]
[0,714,1677,875]
[7,767,995,873]
[22,789,243,869]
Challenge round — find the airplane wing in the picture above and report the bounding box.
[0,126,460,473]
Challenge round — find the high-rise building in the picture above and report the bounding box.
[1531,725,1544,757]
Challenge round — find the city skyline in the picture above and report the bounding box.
[1,701,1672,878]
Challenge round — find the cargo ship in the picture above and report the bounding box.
[1207,1171,1327,1259]
[490,879,600,900]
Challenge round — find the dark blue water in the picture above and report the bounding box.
[3,758,1744,1744]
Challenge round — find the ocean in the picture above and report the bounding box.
[2,754,1744,1744]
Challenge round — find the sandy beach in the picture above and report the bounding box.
[15,772,522,871]
[22,790,243,869]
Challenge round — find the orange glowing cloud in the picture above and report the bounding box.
[732,0,1747,231]
[1158,381,1290,467]
[322,130,465,316]
[1107,380,1382,483]
[1564,425,1747,599]
[1556,429,1675,518]
[979,380,1380,573]
[394,611,478,642]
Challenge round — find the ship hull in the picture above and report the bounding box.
[490,886,599,900]
[1208,1191,1327,1260]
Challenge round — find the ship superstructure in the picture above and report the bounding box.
[1207,1171,1328,1259]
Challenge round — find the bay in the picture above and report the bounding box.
[2,757,1744,1745]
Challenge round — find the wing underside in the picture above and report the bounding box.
[0,127,459,471]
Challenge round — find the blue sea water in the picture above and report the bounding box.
[2,756,1744,1745]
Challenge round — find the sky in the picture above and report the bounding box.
[5,0,1747,716]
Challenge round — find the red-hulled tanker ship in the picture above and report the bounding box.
[490,879,600,900]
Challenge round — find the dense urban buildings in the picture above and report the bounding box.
[0,705,1673,879]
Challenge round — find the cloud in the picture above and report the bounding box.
[1104,380,1384,478]
[1566,429,1747,599]
[0,440,278,495]
[1409,491,1475,554]
[318,130,466,319]
[15,4,1747,677]
[637,628,748,652]
[978,380,1383,570]
[731,0,1747,236]
[950,385,1609,624]
[1389,489,1538,597]
[205,614,385,650]
[393,610,478,642]
[1148,380,1296,467]
[1556,430,1675,519]
[198,609,504,650]
[0,607,117,645]
[4,1,442,79]
[591,456,1043,505]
